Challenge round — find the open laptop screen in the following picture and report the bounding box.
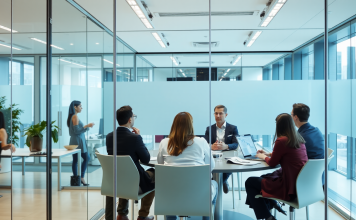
[236,135,257,157]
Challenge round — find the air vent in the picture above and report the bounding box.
[193,42,219,48]
[198,61,215,64]
[154,11,258,17]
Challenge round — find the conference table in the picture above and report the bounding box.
[1,148,81,191]
[147,150,279,220]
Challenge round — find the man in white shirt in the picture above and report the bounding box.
[204,105,239,194]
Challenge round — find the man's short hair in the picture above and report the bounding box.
[117,105,133,125]
[292,103,310,122]
[214,105,227,113]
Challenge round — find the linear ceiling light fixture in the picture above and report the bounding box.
[0,25,18,33]
[244,31,262,47]
[0,43,21,50]
[259,0,287,27]
[30,38,64,50]
[170,57,179,66]
[126,0,154,29]
[231,56,241,65]
[152,32,169,48]
[103,59,120,66]
[59,59,86,67]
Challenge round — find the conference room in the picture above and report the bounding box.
[0,0,355,219]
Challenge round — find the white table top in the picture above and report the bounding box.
[146,150,279,173]
[1,148,81,158]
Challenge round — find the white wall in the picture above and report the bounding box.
[103,81,325,136]
[242,68,262,81]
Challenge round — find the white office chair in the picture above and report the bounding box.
[255,154,334,220]
[154,164,212,220]
[96,153,155,220]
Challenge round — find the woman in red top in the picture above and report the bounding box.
[245,113,308,220]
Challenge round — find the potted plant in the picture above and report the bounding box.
[23,121,59,152]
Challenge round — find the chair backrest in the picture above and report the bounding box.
[154,164,211,217]
[96,153,140,200]
[295,155,334,208]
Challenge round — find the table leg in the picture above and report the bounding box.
[58,157,61,191]
[77,153,81,179]
[213,173,223,220]
[22,157,25,176]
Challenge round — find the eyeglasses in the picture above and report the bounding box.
[133,115,137,119]
[214,112,225,116]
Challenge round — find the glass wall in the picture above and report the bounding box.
[1,0,356,219]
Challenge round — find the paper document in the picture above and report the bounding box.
[150,157,157,161]
[227,157,260,165]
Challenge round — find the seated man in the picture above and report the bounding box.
[204,105,238,194]
[106,105,155,220]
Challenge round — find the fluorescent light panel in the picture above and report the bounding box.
[31,38,64,50]
[126,0,153,29]
[246,31,262,47]
[260,0,287,27]
[152,32,166,48]
[232,56,241,65]
[103,59,120,66]
[170,57,179,66]
[0,25,18,33]
[0,43,21,50]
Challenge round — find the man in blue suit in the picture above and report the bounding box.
[291,103,325,184]
[205,105,238,194]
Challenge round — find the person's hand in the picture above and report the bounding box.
[132,127,140,135]
[257,149,271,157]
[256,152,267,160]
[87,123,95,128]
[3,144,16,153]
[212,141,228,150]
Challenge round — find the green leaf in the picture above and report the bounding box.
[52,129,58,143]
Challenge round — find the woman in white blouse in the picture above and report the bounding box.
[157,112,217,220]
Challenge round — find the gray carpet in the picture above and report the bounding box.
[12,165,101,173]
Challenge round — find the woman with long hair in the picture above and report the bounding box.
[0,111,16,169]
[67,100,94,186]
[157,112,217,220]
[245,113,308,220]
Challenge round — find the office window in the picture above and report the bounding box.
[336,134,347,174]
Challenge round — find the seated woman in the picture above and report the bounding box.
[245,113,308,220]
[0,111,16,169]
[157,112,217,220]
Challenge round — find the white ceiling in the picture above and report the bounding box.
[0,0,355,68]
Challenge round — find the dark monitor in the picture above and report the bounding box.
[196,68,217,81]
[98,118,104,137]
[167,77,193,81]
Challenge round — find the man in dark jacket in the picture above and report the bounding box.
[204,105,238,194]
[106,105,154,220]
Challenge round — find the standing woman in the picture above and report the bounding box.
[245,113,308,220]
[0,111,16,169]
[67,101,94,186]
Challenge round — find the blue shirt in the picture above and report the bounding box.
[298,123,325,159]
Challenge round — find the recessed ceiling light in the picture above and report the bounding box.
[125,0,154,29]
[58,59,86,67]
[152,32,167,48]
[0,25,18,33]
[70,43,74,45]
[30,38,64,50]
[244,31,262,47]
[96,43,99,45]
[231,56,241,65]
[0,43,21,50]
[170,57,179,66]
[260,0,288,27]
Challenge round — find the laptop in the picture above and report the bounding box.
[236,134,263,160]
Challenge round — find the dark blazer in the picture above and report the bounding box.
[204,122,239,150]
[298,123,325,159]
[106,127,154,193]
